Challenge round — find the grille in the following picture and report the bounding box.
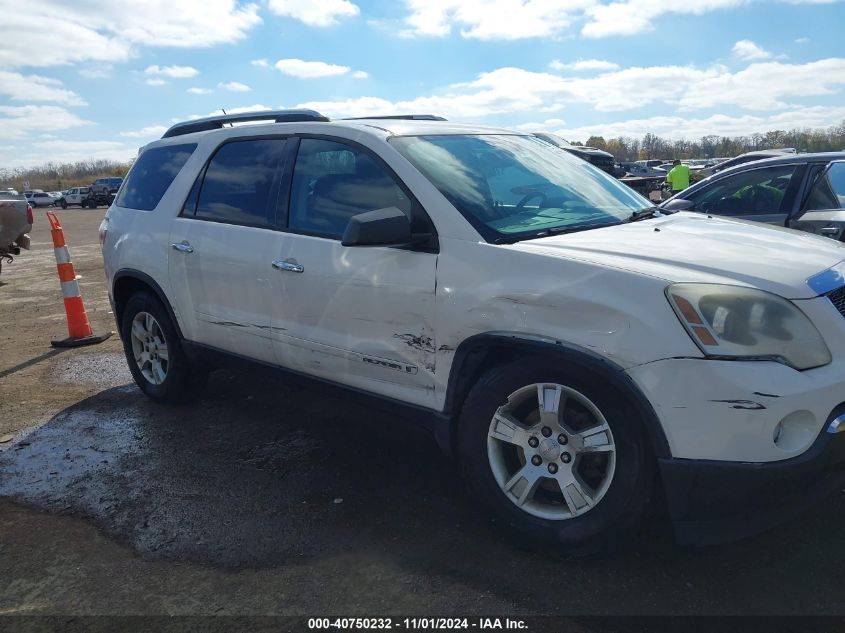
[826,286,845,318]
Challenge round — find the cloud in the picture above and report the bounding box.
[4,140,140,169]
[0,105,91,141]
[295,57,845,119]
[78,65,113,79]
[145,78,168,86]
[550,105,845,141]
[267,0,359,26]
[399,0,594,39]
[351,70,369,79]
[274,58,352,78]
[120,125,168,138]
[732,39,771,60]
[187,87,213,94]
[0,0,262,68]
[144,64,199,78]
[218,81,251,92]
[251,58,270,67]
[549,59,620,72]
[0,71,86,105]
[795,36,810,43]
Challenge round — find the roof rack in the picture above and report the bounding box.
[343,114,447,121]
[161,109,330,139]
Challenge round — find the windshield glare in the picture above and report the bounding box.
[390,134,651,242]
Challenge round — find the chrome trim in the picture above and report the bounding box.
[170,241,194,253]
[826,414,845,434]
[806,259,845,295]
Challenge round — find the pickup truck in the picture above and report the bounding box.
[0,192,33,276]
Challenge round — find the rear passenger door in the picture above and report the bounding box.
[168,137,292,364]
[791,161,845,240]
[268,137,438,408]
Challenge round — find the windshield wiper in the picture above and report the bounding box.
[625,207,660,223]
[492,222,620,245]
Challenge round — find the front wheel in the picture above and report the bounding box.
[60,199,68,209]
[457,357,655,554]
[120,291,208,403]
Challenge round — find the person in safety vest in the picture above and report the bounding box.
[665,159,691,194]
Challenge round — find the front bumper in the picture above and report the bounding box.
[661,408,845,545]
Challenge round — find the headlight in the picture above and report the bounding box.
[666,283,831,370]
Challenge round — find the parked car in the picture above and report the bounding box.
[661,152,845,239]
[532,133,616,174]
[60,187,92,208]
[28,191,56,208]
[698,149,797,177]
[621,162,667,178]
[102,109,845,551]
[90,177,123,197]
[0,190,32,275]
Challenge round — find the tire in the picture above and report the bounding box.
[120,291,208,403]
[61,199,67,209]
[457,356,655,555]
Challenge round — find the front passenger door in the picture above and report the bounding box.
[268,137,439,408]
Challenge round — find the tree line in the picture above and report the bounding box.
[573,120,845,161]
[0,159,132,192]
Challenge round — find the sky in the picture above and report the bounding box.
[1,0,844,168]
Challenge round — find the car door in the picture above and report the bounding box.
[168,136,291,364]
[790,161,845,240]
[268,136,438,408]
[671,164,802,225]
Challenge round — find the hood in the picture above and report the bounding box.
[513,212,845,299]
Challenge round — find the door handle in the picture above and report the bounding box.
[820,227,839,234]
[271,259,304,273]
[171,240,194,253]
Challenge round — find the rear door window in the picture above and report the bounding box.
[189,138,286,227]
[115,143,197,211]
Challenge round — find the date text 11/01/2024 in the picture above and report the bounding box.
[307,618,528,630]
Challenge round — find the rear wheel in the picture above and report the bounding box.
[60,199,68,209]
[457,357,655,554]
[121,291,207,403]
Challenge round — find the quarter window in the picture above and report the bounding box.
[116,143,197,211]
[804,163,845,211]
[192,139,286,227]
[288,138,411,239]
[685,165,797,216]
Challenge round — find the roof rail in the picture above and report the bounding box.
[161,109,330,139]
[343,114,447,121]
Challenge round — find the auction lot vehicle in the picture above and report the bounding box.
[662,153,845,238]
[699,148,797,177]
[0,191,32,275]
[102,110,845,551]
[60,186,91,208]
[532,133,616,175]
[90,177,123,197]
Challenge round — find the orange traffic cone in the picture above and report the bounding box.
[46,211,112,348]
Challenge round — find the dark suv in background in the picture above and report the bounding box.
[532,133,616,175]
[661,152,845,240]
[90,177,124,197]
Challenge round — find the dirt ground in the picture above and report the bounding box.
[2,207,845,620]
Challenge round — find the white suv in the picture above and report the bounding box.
[101,110,845,552]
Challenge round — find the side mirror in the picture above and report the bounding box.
[342,206,413,247]
[662,197,695,212]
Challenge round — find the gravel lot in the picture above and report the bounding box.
[1,207,845,619]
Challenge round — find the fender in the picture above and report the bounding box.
[112,269,185,341]
[442,332,671,458]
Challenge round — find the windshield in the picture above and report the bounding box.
[390,134,651,242]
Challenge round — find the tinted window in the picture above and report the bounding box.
[804,163,845,211]
[288,138,411,238]
[191,139,285,227]
[115,143,197,211]
[684,165,797,216]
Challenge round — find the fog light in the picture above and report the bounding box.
[773,411,817,452]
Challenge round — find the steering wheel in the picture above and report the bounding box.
[516,192,549,209]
